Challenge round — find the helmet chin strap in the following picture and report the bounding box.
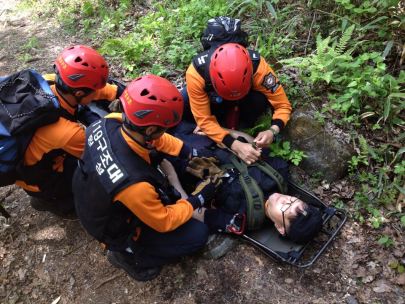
[143,126,166,145]
[123,114,165,146]
[74,89,93,104]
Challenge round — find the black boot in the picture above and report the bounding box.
[107,250,161,282]
[30,197,75,217]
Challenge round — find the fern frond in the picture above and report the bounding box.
[316,35,331,65]
[335,24,355,55]
[359,135,369,155]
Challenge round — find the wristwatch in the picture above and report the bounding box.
[269,127,282,143]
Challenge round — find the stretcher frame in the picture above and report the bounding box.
[239,181,347,268]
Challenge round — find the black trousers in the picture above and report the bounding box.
[23,154,78,213]
[128,218,209,268]
[180,85,270,129]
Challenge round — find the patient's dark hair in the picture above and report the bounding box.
[286,202,308,234]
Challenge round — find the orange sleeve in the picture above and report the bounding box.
[252,57,292,126]
[24,117,85,165]
[114,182,194,232]
[185,64,230,144]
[152,133,184,156]
[93,84,118,101]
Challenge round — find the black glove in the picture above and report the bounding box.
[190,174,223,208]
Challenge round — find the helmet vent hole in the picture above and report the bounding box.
[161,99,167,103]
[218,73,223,80]
[82,62,89,67]
[173,97,178,101]
[75,57,83,63]
[140,89,150,96]
[149,95,157,101]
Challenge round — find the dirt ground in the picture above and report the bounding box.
[0,2,404,304]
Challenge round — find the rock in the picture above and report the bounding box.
[283,104,355,182]
[345,295,358,304]
[200,234,240,260]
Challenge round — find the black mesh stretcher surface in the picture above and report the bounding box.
[240,181,347,267]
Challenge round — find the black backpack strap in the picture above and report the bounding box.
[228,155,265,230]
[58,107,78,122]
[250,159,288,194]
[248,50,261,74]
[204,47,217,94]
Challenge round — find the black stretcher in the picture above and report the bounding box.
[239,181,347,268]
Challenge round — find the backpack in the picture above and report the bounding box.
[0,69,73,186]
[167,120,289,231]
[200,16,249,51]
[194,16,260,105]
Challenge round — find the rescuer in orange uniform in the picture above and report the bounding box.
[181,43,292,164]
[72,75,222,281]
[15,45,123,216]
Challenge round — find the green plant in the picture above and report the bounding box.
[391,261,405,274]
[20,37,42,51]
[378,235,396,248]
[281,25,405,126]
[98,0,232,73]
[280,24,355,85]
[353,211,364,222]
[269,141,308,166]
[244,113,272,137]
[333,199,345,210]
[16,53,33,63]
[311,171,324,182]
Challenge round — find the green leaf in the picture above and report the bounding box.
[395,185,405,196]
[360,16,388,31]
[388,93,405,99]
[401,216,405,226]
[382,40,394,59]
[347,81,358,87]
[392,262,398,268]
[378,236,388,243]
[342,18,348,32]
[383,98,390,121]
[265,1,277,19]
[399,265,405,274]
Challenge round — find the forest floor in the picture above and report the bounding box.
[0,1,404,303]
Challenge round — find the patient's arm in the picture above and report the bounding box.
[224,128,254,143]
[160,159,188,199]
[194,125,254,144]
[192,207,206,222]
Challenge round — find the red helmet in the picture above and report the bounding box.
[54,45,109,90]
[120,75,183,128]
[209,43,253,100]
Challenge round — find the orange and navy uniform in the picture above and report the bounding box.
[110,114,194,237]
[185,55,292,146]
[15,74,118,193]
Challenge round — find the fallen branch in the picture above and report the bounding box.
[24,57,48,63]
[373,137,403,149]
[62,238,95,257]
[271,280,299,298]
[396,180,404,213]
[95,273,123,289]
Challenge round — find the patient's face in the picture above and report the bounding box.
[266,193,305,233]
